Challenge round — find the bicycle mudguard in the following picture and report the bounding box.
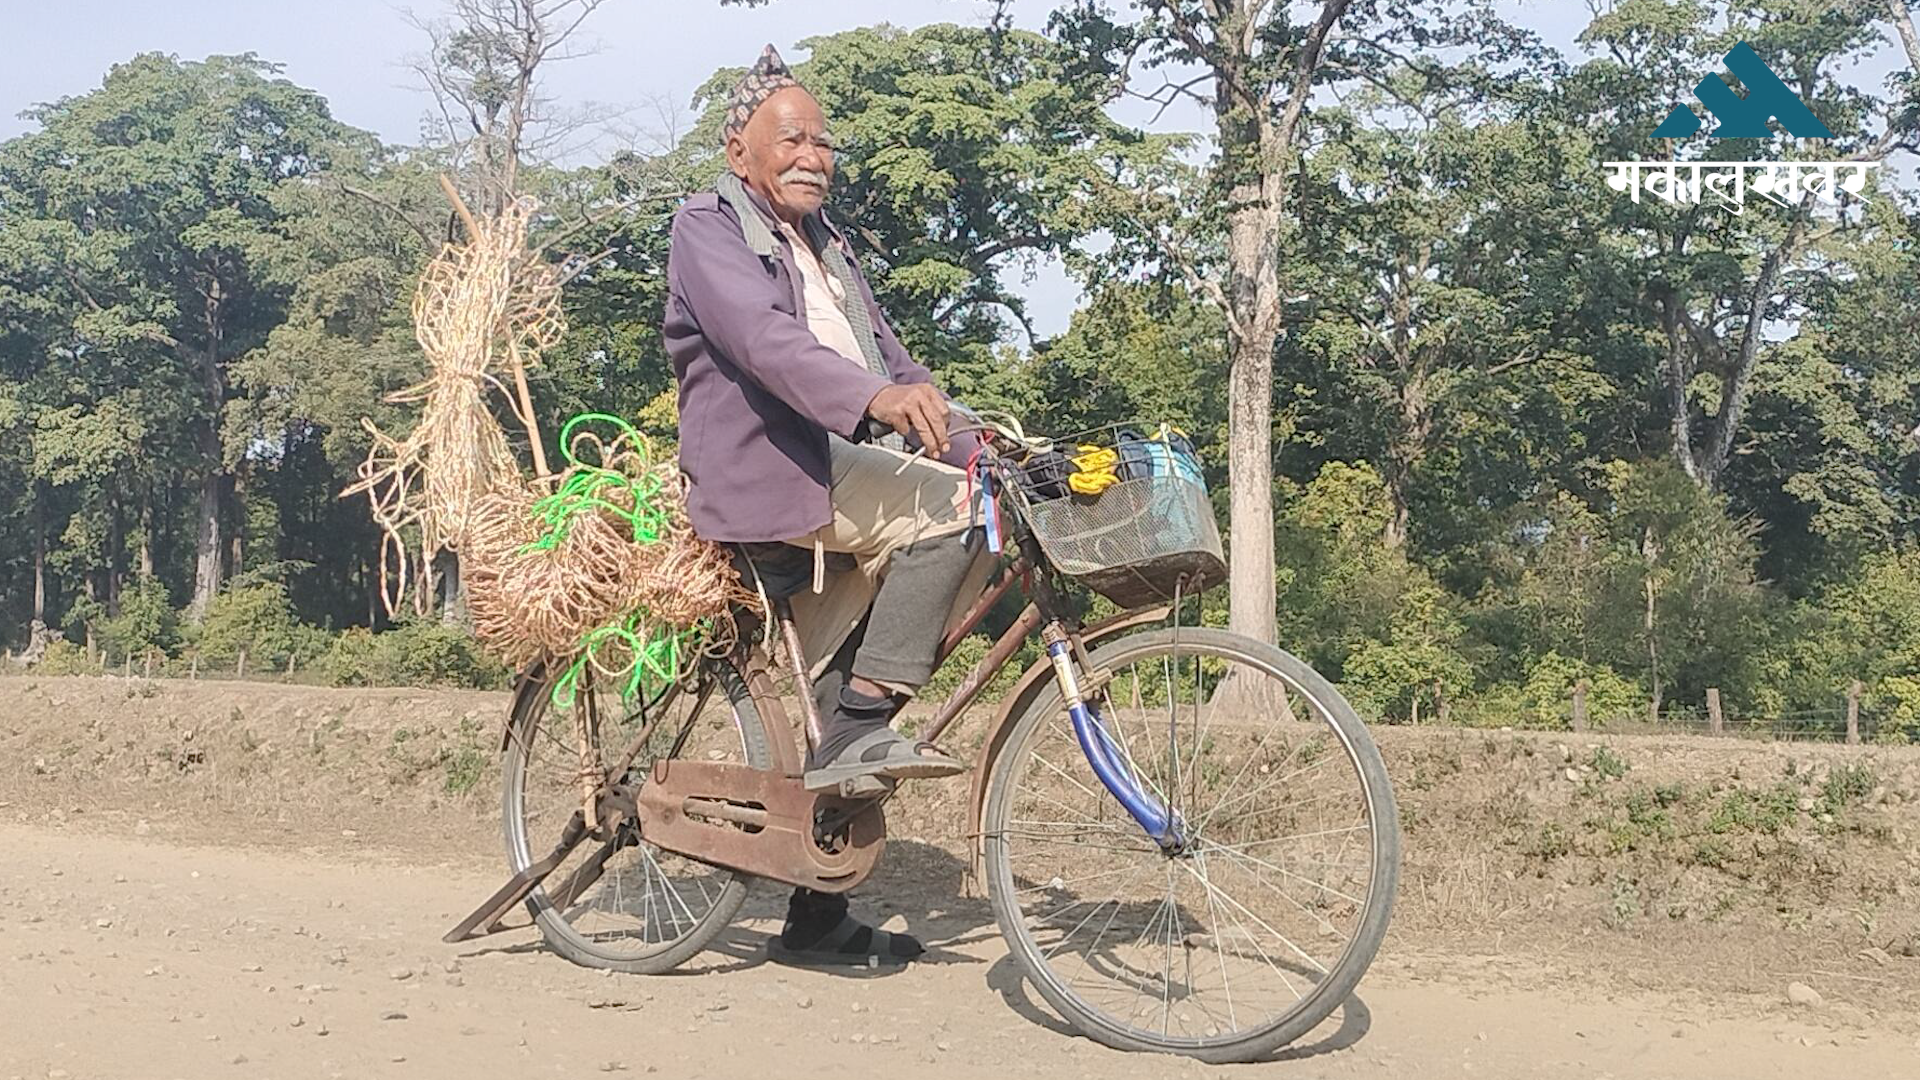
[961,604,1170,892]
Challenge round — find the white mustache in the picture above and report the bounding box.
[780,168,829,188]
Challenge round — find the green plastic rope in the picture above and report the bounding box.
[551,617,703,711]
[519,412,705,710]
[518,413,671,555]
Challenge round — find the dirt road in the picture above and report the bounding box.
[3,822,1913,1080]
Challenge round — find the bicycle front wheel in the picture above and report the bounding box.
[982,628,1399,1062]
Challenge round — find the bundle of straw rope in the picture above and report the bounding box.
[346,182,757,705]
[345,195,563,615]
[464,414,756,704]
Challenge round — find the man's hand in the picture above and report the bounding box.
[866,383,951,458]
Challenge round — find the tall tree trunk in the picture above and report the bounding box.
[1218,120,1282,646]
[1126,1,1349,660]
[364,553,378,629]
[1697,218,1804,490]
[439,552,466,627]
[137,486,155,578]
[1658,296,1701,483]
[191,468,226,617]
[1383,369,1429,549]
[1642,527,1662,720]
[106,495,123,617]
[1207,0,1350,645]
[32,492,48,624]
[189,294,229,617]
[229,463,247,578]
[1225,317,1279,645]
[84,575,98,658]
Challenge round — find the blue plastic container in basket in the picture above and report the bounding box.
[1016,425,1224,609]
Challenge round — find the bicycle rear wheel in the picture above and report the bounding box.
[501,659,770,973]
[982,628,1399,1062]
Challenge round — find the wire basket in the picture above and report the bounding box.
[1000,424,1225,609]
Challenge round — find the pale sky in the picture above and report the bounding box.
[1,1,1906,335]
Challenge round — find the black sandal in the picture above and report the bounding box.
[768,911,925,969]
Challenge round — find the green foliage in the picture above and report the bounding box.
[1526,822,1572,862]
[315,622,509,691]
[1708,784,1800,835]
[88,577,182,661]
[35,640,95,676]
[1588,745,1630,781]
[187,583,330,668]
[1515,652,1642,729]
[1819,763,1878,811]
[1872,676,1920,745]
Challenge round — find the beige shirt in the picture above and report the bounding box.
[777,220,868,368]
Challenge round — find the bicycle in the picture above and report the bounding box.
[446,418,1400,1064]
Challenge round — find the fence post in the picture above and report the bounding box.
[237,649,248,679]
[1571,679,1589,732]
[286,654,296,676]
[144,649,154,679]
[1706,688,1724,736]
[1847,680,1863,746]
[189,654,199,680]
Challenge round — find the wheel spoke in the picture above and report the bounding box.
[989,632,1394,1052]
[504,665,759,966]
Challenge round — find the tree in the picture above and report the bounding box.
[229,145,445,628]
[1570,0,1913,492]
[410,0,612,215]
[1049,0,1360,646]
[1282,51,1595,549]
[0,54,353,616]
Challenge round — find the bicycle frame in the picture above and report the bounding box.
[457,462,1187,939]
[560,518,1183,862]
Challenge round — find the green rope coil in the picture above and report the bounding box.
[518,411,705,710]
[550,617,703,711]
[518,412,671,555]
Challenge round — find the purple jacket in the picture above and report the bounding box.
[663,186,975,543]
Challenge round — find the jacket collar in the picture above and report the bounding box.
[725,172,850,254]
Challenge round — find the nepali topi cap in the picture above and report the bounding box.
[724,44,804,141]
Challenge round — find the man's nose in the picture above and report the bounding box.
[795,142,829,174]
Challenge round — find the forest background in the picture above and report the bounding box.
[3,0,1919,741]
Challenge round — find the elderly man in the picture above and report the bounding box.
[662,46,988,966]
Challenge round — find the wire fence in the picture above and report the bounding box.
[6,646,1906,746]
[1605,712,1876,744]
[1555,679,1887,744]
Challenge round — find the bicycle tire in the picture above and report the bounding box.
[982,627,1400,1062]
[501,658,772,974]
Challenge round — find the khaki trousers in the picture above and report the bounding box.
[784,440,994,690]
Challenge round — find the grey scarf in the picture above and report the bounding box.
[716,172,901,450]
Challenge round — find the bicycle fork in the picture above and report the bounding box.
[1042,623,1185,850]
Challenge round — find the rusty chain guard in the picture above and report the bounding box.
[636,760,885,894]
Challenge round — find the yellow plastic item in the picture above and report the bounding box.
[1067,444,1120,495]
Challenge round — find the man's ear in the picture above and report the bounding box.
[724,134,750,180]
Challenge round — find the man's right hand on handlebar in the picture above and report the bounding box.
[866,383,951,458]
